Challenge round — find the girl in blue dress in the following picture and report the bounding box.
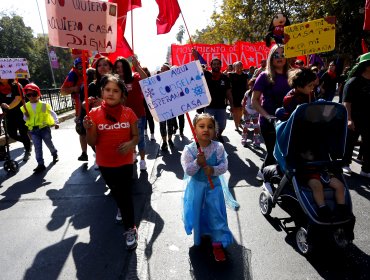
[181,113,237,262]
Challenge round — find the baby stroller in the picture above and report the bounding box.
[0,109,19,173]
[258,101,355,255]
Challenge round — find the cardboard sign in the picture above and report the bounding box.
[0,58,30,79]
[284,17,336,58]
[45,0,117,52]
[139,61,211,122]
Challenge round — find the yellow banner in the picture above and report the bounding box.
[284,17,336,58]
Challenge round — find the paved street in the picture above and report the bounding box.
[0,111,369,280]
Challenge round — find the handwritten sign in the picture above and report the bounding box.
[139,61,211,122]
[172,41,270,71]
[45,0,117,52]
[284,17,336,58]
[0,58,30,79]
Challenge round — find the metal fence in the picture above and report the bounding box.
[40,88,74,114]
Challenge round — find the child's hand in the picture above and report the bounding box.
[83,115,94,129]
[197,152,206,167]
[23,106,29,118]
[203,166,214,177]
[54,124,59,129]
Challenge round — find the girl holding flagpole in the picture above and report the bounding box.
[181,113,237,262]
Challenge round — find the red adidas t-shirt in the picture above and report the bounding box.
[89,106,138,167]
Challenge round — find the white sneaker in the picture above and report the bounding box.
[150,134,155,141]
[116,209,123,224]
[360,171,370,178]
[139,160,147,171]
[144,130,148,136]
[124,227,138,250]
[342,166,352,174]
[256,170,264,181]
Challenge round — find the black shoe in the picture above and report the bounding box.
[78,152,88,161]
[334,204,352,221]
[168,139,174,147]
[23,152,31,162]
[52,154,59,163]
[317,205,333,222]
[33,164,46,173]
[161,142,168,151]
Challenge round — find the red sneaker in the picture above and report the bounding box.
[212,243,226,262]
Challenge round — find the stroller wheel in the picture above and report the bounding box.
[296,227,312,255]
[259,191,272,216]
[333,228,350,250]
[4,160,19,173]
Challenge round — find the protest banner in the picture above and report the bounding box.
[171,41,270,70]
[0,58,30,79]
[284,17,336,58]
[139,61,211,122]
[45,0,117,52]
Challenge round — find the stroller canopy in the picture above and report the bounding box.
[274,101,348,172]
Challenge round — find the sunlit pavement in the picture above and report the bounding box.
[0,109,369,279]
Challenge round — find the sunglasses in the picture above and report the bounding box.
[273,53,285,59]
[26,92,38,98]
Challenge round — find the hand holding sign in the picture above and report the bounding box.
[139,60,211,122]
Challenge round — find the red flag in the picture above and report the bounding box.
[364,0,370,30]
[106,0,140,60]
[156,0,181,34]
[107,25,134,62]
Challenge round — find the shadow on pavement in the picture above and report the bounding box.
[155,138,189,180]
[189,240,253,280]
[0,162,53,211]
[23,164,136,279]
[307,243,370,279]
[24,235,78,279]
[346,173,370,201]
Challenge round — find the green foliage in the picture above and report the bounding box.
[192,0,365,63]
[0,13,73,88]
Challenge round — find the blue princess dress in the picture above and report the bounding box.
[181,141,239,248]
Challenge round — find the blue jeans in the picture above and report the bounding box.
[137,116,146,152]
[30,126,58,165]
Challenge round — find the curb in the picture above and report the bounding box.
[0,110,76,146]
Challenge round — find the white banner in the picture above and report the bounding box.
[45,0,117,52]
[0,58,30,79]
[139,61,211,122]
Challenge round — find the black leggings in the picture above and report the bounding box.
[260,121,277,170]
[99,164,135,230]
[144,102,155,134]
[5,112,31,152]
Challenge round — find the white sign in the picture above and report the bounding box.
[45,0,117,52]
[139,61,211,122]
[0,58,30,79]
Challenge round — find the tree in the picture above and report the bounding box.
[192,0,365,63]
[0,13,34,59]
[176,25,185,44]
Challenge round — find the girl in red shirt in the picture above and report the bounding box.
[83,74,139,250]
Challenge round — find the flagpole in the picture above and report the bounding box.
[35,0,57,88]
[130,0,134,53]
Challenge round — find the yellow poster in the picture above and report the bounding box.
[284,17,336,58]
